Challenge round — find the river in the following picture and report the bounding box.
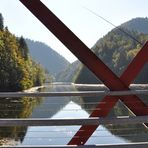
[0,84,147,146]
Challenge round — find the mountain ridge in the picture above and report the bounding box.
[57,17,148,83]
[120,17,148,34]
[26,39,70,77]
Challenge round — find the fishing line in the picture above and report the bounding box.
[83,6,143,45]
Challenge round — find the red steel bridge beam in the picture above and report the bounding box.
[19,0,148,145]
[68,41,148,145]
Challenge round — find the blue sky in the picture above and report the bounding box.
[0,0,148,62]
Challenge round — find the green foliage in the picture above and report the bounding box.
[75,28,148,84]
[31,62,46,86]
[0,15,46,91]
[121,17,148,34]
[18,36,29,60]
[56,61,81,82]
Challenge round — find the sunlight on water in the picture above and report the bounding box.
[22,100,128,145]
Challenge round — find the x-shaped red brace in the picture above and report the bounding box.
[68,41,148,145]
[20,0,148,145]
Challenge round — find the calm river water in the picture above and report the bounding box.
[0,84,147,146]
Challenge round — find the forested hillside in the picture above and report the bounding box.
[121,17,148,34]
[75,18,148,84]
[56,61,82,82]
[26,39,69,76]
[0,13,46,91]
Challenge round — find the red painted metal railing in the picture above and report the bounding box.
[19,0,148,145]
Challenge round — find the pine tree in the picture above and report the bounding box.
[0,13,4,30]
[19,36,29,60]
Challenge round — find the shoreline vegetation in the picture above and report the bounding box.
[0,13,47,92]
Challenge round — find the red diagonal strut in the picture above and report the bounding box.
[68,41,148,145]
[19,0,148,145]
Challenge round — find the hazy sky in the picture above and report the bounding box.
[0,0,148,62]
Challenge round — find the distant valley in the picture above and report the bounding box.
[26,39,70,77]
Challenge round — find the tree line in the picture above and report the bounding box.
[75,27,148,84]
[0,13,46,91]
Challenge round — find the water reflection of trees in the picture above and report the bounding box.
[75,86,148,143]
[31,85,77,118]
[0,96,43,145]
[0,85,145,145]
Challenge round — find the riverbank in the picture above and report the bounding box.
[23,85,46,92]
[72,83,148,90]
[23,83,148,93]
